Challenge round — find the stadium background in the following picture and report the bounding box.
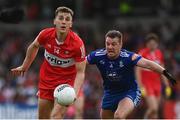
[0,0,180,119]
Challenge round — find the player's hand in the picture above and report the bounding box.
[165,86,172,98]
[73,97,77,102]
[140,87,146,97]
[163,70,177,86]
[11,66,26,76]
[64,98,76,107]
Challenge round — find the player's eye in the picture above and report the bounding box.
[65,17,71,21]
[58,16,64,20]
[106,43,110,46]
[111,43,115,46]
[112,42,118,46]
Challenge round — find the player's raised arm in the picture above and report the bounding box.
[136,57,177,86]
[11,37,40,76]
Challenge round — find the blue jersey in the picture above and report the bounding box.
[87,49,142,93]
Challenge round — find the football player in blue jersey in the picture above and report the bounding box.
[86,30,176,119]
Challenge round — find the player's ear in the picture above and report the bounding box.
[70,21,72,28]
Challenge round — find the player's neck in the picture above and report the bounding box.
[147,48,156,52]
[107,54,120,60]
[150,49,156,52]
[57,31,68,42]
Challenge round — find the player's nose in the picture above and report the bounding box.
[60,19,66,24]
[108,44,113,49]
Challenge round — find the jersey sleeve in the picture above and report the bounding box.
[130,52,142,65]
[36,29,48,46]
[74,43,86,62]
[86,51,97,64]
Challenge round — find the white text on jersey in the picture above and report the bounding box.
[44,50,75,67]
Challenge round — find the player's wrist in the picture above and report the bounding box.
[21,63,30,71]
[162,69,177,86]
[162,69,171,78]
[162,69,167,75]
[21,66,27,71]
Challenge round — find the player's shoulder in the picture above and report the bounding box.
[39,27,55,37]
[87,48,106,63]
[69,30,83,44]
[68,30,85,50]
[88,48,106,58]
[93,48,107,56]
[120,49,132,58]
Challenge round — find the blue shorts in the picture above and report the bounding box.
[102,89,141,111]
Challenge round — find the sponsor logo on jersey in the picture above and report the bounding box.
[106,70,122,81]
[44,50,75,67]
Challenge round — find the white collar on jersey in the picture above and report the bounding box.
[55,38,64,45]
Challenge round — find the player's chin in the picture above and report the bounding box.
[59,30,67,34]
[59,28,68,33]
[107,53,116,58]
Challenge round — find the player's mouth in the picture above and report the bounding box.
[107,50,114,53]
[60,26,66,30]
[107,51,115,56]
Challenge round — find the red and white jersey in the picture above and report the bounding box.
[37,28,86,89]
[138,48,164,84]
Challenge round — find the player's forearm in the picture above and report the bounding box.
[137,58,176,86]
[22,44,39,71]
[74,72,85,95]
[145,60,165,74]
[137,58,165,74]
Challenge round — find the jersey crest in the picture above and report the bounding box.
[120,51,130,57]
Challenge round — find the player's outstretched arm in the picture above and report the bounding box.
[11,38,40,76]
[136,58,177,86]
[73,60,86,96]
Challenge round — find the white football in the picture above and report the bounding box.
[54,84,76,106]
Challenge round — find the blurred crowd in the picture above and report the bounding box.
[0,0,180,119]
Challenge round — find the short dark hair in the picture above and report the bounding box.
[105,30,123,43]
[145,33,159,43]
[55,6,74,17]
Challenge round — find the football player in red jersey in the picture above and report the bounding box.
[135,33,171,118]
[11,6,86,119]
